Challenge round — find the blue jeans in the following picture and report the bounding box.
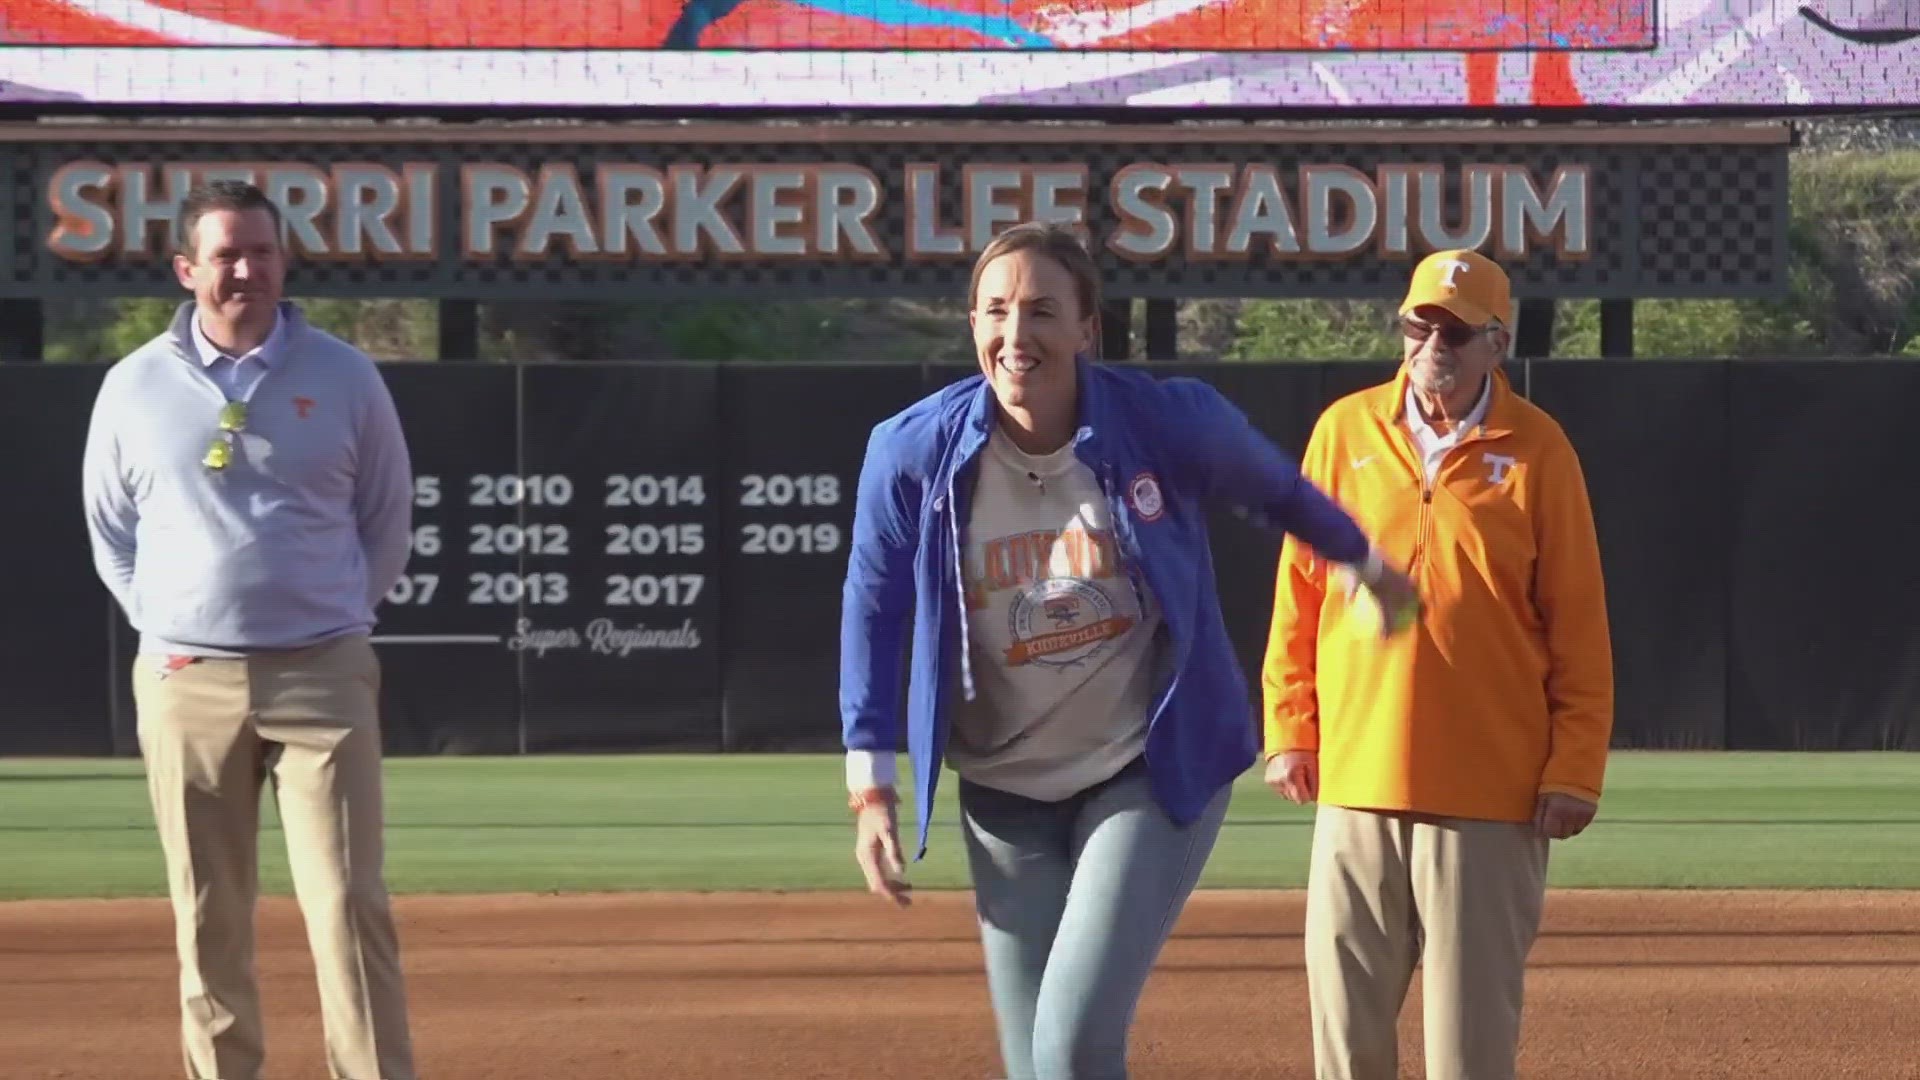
[958,759,1232,1080]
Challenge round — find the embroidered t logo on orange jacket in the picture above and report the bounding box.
[1261,367,1615,824]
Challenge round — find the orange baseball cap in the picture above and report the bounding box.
[1399,249,1513,328]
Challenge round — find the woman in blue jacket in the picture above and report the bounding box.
[839,221,1417,1079]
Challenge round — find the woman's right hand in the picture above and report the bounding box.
[853,792,912,907]
[1354,550,1421,637]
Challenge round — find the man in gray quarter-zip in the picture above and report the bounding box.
[80,179,419,1080]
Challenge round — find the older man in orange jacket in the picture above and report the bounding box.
[1261,248,1614,1080]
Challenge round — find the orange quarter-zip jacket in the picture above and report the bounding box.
[1261,367,1614,823]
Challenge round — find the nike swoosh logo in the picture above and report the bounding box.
[1350,455,1375,469]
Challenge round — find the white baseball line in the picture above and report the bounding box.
[1031,0,1233,47]
[48,0,305,45]
[1776,62,1811,103]
[1309,60,1354,104]
[1627,0,1798,104]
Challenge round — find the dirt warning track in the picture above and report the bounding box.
[2,889,1915,1079]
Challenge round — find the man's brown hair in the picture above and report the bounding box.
[176,179,282,259]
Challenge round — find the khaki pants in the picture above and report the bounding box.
[132,634,416,1080]
[1304,804,1548,1080]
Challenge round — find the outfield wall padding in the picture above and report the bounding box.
[1722,361,1920,751]
[4,359,1915,757]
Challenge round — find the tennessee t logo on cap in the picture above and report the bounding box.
[1400,249,1514,328]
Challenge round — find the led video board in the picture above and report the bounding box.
[0,0,1914,109]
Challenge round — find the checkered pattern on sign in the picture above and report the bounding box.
[1637,146,1783,293]
[7,138,1783,300]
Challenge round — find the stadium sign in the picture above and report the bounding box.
[43,159,1592,264]
[0,123,1788,301]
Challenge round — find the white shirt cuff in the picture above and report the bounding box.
[1360,546,1385,582]
[845,749,898,792]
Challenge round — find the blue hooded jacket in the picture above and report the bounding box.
[839,358,1373,858]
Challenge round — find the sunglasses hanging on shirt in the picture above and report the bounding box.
[203,401,247,471]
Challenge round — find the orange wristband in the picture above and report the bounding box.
[848,787,898,813]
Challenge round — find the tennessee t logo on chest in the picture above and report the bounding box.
[1484,453,1517,484]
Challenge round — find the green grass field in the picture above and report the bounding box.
[2,751,1916,901]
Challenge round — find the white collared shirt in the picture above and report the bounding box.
[191,306,284,403]
[1404,375,1491,485]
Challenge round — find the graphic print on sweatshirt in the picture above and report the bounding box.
[964,521,1136,671]
[944,428,1161,800]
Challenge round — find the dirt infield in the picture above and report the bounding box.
[2,889,1916,1079]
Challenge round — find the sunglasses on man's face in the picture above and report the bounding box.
[203,401,246,471]
[1401,315,1488,350]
